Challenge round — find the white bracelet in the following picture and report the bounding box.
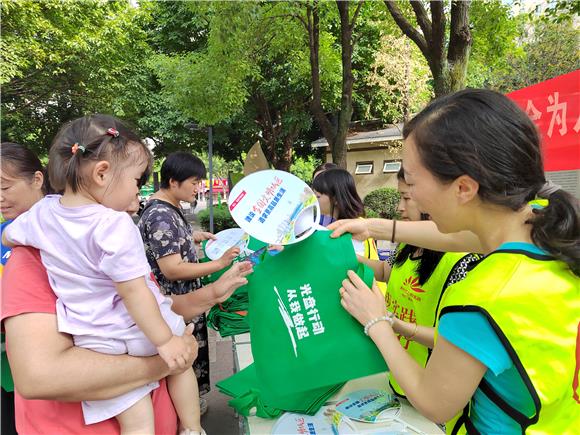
[363,312,395,336]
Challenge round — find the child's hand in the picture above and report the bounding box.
[157,334,195,371]
[218,246,240,268]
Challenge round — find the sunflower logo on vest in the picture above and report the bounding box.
[402,276,425,294]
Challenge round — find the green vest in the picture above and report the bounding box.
[387,246,474,396]
[437,250,580,434]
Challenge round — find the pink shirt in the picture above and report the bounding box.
[4,195,167,340]
[0,246,178,434]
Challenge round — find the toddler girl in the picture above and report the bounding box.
[3,115,204,435]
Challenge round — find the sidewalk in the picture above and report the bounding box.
[190,210,239,434]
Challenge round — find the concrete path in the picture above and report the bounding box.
[190,206,241,435]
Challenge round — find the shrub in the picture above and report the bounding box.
[363,187,400,220]
[197,205,237,233]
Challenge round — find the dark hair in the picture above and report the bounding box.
[312,162,339,180]
[48,114,152,193]
[312,168,364,219]
[160,151,206,189]
[393,166,444,284]
[396,166,405,181]
[0,142,51,194]
[403,88,579,275]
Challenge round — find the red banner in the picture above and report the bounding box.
[507,70,580,172]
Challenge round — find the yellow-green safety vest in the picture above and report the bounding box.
[437,249,580,434]
[364,237,387,295]
[387,244,477,396]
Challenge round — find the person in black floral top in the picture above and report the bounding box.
[138,152,247,411]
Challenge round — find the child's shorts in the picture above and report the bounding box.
[73,299,186,425]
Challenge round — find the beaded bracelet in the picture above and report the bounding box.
[363,312,395,336]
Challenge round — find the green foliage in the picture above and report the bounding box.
[194,150,243,181]
[490,17,580,92]
[366,34,433,122]
[197,206,237,233]
[363,187,400,220]
[1,0,152,155]
[467,0,525,88]
[290,155,322,183]
[541,0,580,23]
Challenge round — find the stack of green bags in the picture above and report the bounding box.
[207,286,250,337]
[204,235,270,336]
[217,364,344,418]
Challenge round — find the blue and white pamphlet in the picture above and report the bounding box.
[335,389,401,423]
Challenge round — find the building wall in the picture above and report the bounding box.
[325,142,403,200]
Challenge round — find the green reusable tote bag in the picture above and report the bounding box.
[247,230,388,398]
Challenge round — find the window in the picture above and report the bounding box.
[355,161,374,175]
[383,160,401,173]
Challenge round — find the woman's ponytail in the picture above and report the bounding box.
[530,186,580,276]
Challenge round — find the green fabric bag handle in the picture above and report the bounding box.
[228,389,283,419]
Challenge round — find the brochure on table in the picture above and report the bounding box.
[271,406,409,435]
[271,407,356,435]
[335,389,401,423]
[228,170,320,245]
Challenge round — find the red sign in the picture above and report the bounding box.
[203,178,229,194]
[507,70,580,172]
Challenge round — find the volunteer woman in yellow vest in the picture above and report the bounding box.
[330,89,579,434]
[311,168,386,293]
[359,167,480,398]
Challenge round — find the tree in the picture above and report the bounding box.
[465,0,524,89]
[150,1,341,171]
[292,0,363,168]
[367,34,432,121]
[490,17,580,93]
[383,0,472,97]
[1,0,151,155]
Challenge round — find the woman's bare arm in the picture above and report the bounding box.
[330,219,484,254]
[5,313,196,401]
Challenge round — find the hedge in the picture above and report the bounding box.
[197,205,237,233]
[363,187,400,220]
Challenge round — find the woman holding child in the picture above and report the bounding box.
[1,118,251,434]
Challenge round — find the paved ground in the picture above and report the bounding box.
[190,202,241,435]
[202,330,239,435]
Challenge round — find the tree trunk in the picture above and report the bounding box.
[276,127,298,172]
[333,0,359,169]
[306,1,361,167]
[307,2,337,152]
[384,0,472,98]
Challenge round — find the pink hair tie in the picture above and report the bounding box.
[106,128,119,138]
